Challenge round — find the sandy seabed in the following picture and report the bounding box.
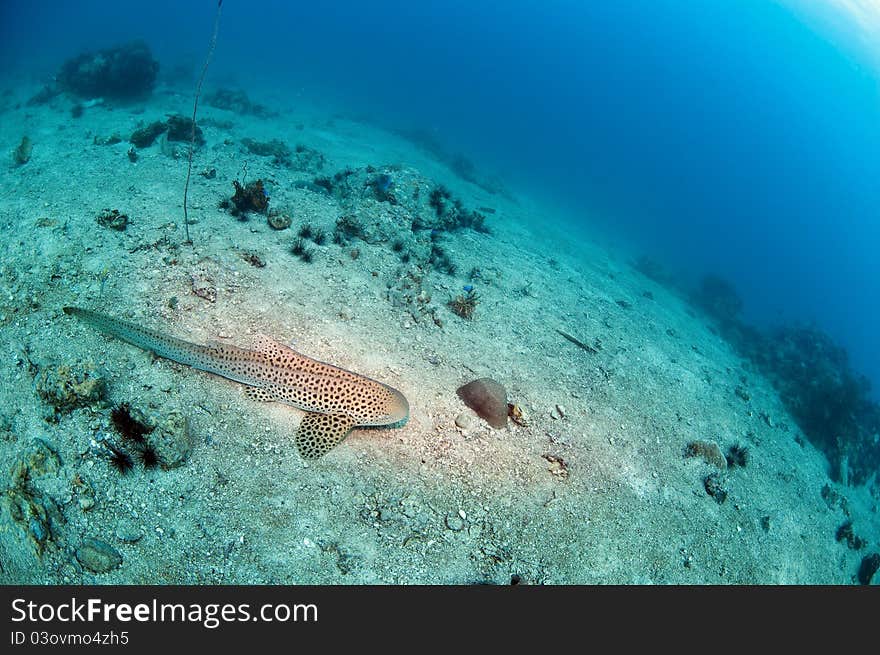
[0,77,877,584]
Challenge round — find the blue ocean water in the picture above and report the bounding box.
[2,0,877,400]
[2,0,880,587]
[0,0,876,381]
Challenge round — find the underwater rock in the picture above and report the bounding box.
[836,521,866,550]
[3,483,65,555]
[703,472,728,504]
[307,176,335,196]
[242,137,291,166]
[26,84,61,106]
[543,453,569,479]
[445,513,465,531]
[58,41,158,100]
[333,214,367,242]
[454,412,475,430]
[229,179,269,216]
[385,267,441,326]
[18,439,62,477]
[307,164,490,234]
[632,255,672,285]
[369,173,395,202]
[96,208,129,231]
[36,361,106,413]
[292,144,326,173]
[426,184,490,233]
[744,323,880,487]
[115,522,143,543]
[239,250,266,268]
[130,120,167,148]
[76,538,122,573]
[456,378,508,429]
[93,133,122,146]
[857,553,880,585]
[205,87,271,117]
[5,439,66,555]
[105,403,191,470]
[685,440,727,471]
[145,409,192,469]
[12,136,32,166]
[821,484,851,517]
[166,114,205,145]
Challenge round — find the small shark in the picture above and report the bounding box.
[63,306,409,459]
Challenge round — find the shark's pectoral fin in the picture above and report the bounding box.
[295,413,355,460]
[244,386,278,403]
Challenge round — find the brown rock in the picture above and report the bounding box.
[685,440,727,471]
[456,378,508,429]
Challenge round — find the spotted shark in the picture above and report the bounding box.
[63,306,409,459]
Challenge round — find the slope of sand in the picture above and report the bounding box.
[0,78,877,584]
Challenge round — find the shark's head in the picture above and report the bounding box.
[383,385,410,425]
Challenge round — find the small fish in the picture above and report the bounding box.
[63,306,409,459]
[462,284,474,293]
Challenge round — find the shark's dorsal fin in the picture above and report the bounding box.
[295,413,355,459]
[251,333,299,359]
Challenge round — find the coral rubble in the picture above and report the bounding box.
[229,179,269,216]
[96,208,128,231]
[448,289,479,320]
[58,41,159,100]
[12,136,32,166]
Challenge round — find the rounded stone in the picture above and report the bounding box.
[115,523,143,543]
[455,412,475,430]
[76,538,123,573]
[445,514,465,531]
[456,378,508,429]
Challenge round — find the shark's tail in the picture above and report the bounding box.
[63,306,208,368]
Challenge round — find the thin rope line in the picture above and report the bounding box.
[183,0,223,245]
